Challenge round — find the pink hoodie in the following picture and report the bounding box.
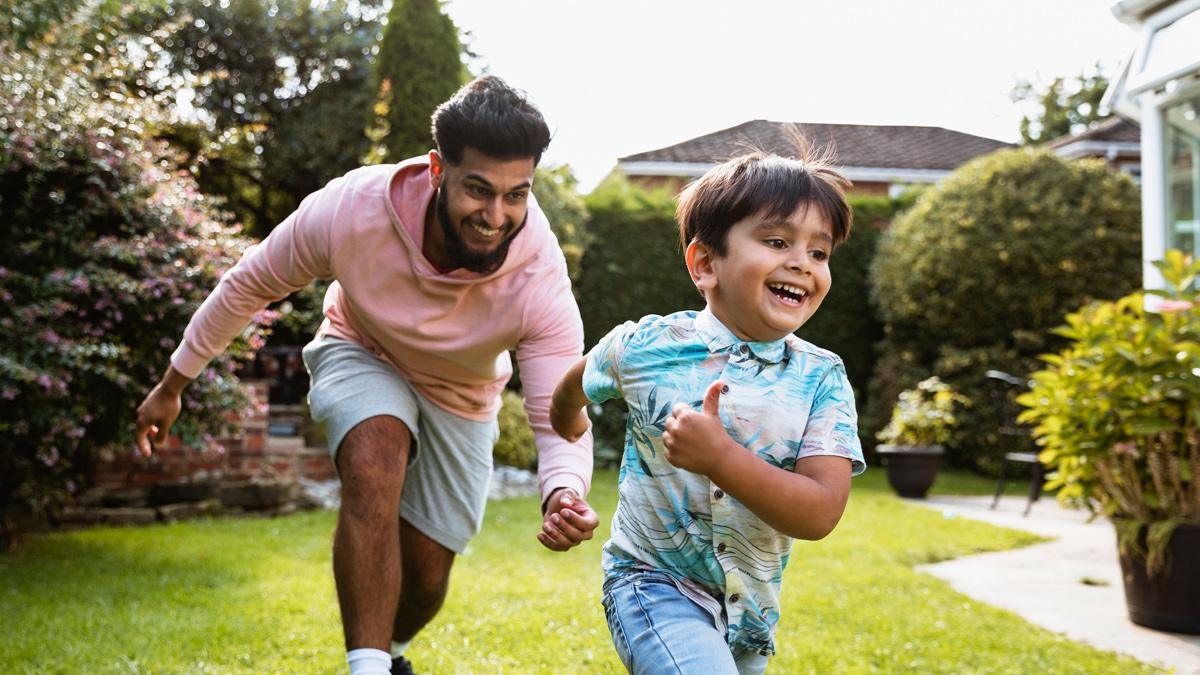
[171,157,592,501]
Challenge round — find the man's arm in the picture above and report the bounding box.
[662,381,853,540]
[135,175,341,454]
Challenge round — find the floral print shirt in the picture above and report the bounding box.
[583,309,865,655]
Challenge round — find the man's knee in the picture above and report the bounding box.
[337,416,412,508]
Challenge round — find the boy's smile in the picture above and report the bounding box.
[690,204,833,342]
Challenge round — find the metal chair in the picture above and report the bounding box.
[985,369,1043,516]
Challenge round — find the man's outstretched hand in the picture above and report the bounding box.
[134,367,190,457]
[538,488,599,552]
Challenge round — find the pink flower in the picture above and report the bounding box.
[1158,299,1195,313]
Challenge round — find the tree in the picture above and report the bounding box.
[533,165,590,281]
[0,4,270,535]
[1012,67,1111,145]
[133,0,387,236]
[370,0,465,162]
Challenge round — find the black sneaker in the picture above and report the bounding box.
[391,655,416,675]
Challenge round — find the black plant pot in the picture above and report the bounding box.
[876,444,944,499]
[1117,521,1200,634]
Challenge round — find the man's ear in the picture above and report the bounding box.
[428,150,443,189]
[685,240,718,293]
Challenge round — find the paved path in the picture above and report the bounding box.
[909,494,1200,673]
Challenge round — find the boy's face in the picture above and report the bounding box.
[687,204,833,342]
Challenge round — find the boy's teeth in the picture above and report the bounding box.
[768,282,807,297]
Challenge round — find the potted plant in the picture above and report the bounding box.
[876,376,969,498]
[1018,250,1200,634]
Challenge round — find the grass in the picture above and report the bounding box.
[0,469,1156,674]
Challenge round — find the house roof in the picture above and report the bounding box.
[618,120,1012,172]
[1044,117,1141,149]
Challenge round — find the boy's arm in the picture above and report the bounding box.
[550,357,591,442]
[663,381,853,540]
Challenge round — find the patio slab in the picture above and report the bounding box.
[910,494,1200,673]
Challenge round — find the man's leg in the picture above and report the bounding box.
[391,517,456,643]
[334,415,413,651]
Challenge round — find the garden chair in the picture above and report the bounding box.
[985,369,1043,516]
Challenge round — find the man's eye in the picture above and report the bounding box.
[506,191,528,202]
[467,185,489,197]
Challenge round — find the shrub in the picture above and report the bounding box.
[493,390,536,470]
[876,377,969,447]
[869,149,1141,472]
[1018,251,1199,575]
[0,9,270,529]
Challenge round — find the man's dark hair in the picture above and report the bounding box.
[676,152,853,255]
[431,75,551,165]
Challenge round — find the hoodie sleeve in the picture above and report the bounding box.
[515,260,593,504]
[170,175,341,378]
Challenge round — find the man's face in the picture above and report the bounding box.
[429,147,535,273]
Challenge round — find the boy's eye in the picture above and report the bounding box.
[811,249,829,261]
[764,238,787,249]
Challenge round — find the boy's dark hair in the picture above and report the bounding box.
[431,75,551,166]
[676,152,853,255]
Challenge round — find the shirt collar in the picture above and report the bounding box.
[694,308,789,365]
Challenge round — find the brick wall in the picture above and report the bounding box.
[90,381,335,493]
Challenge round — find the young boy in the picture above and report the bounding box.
[548,152,866,674]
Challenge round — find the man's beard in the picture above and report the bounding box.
[436,187,525,274]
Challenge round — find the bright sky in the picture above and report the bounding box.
[442,0,1140,190]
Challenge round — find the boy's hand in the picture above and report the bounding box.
[537,488,599,551]
[134,384,182,457]
[663,380,735,477]
[550,399,590,443]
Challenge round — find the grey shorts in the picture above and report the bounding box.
[302,335,499,553]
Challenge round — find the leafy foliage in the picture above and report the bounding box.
[133,0,387,236]
[1018,251,1200,575]
[0,6,269,526]
[533,164,590,282]
[870,149,1141,471]
[1012,66,1111,145]
[494,390,537,470]
[371,0,465,162]
[877,377,969,447]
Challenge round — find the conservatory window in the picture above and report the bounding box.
[1165,94,1200,258]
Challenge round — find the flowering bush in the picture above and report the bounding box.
[1018,251,1199,575]
[0,9,270,528]
[876,377,969,447]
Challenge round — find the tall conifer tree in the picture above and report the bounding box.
[372,0,464,162]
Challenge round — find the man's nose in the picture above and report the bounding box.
[482,198,504,228]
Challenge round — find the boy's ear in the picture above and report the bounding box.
[685,240,718,293]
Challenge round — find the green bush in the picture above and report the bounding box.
[494,390,536,470]
[869,149,1141,472]
[1018,251,1199,574]
[0,8,269,528]
[576,173,700,348]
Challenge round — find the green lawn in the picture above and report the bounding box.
[0,469,1155,674]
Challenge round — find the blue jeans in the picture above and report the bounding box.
[602,570,771,675]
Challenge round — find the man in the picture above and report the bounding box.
[135,76,599,675]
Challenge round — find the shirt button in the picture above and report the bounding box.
[713,488,724,499]
[717,543,726,553]
[729,593,741,603]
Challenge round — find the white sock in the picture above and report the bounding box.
[390,640,410,659]
[346,648,392,675]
